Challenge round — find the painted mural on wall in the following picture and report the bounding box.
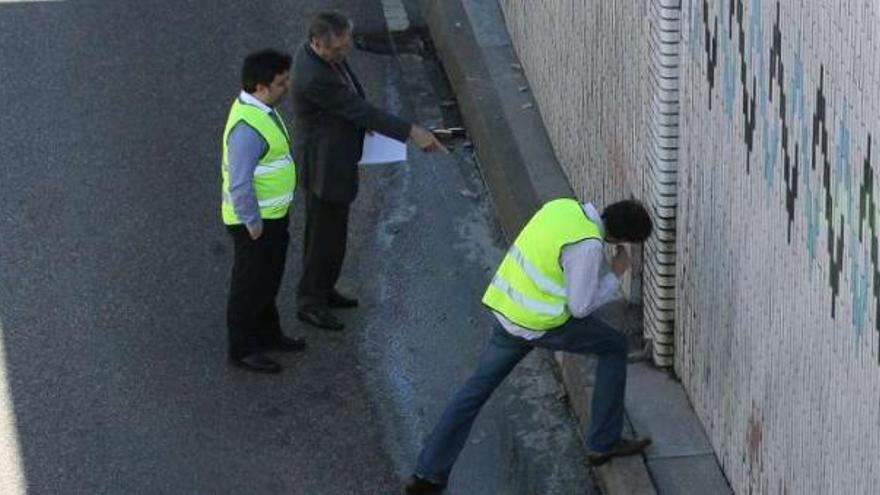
[678,0,880,492]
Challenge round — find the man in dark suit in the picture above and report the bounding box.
[291,12,446,330]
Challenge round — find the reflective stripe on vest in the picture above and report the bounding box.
[223,191,294,209]
[482,198,602,331]
[507,245,567,298]
[220,98,297,225]
[254,155,294,177]
[489,275,566,317]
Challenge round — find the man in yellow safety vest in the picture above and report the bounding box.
[221,49,305,374]
[407,198,654,493]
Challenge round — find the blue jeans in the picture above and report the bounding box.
[414,315,628,484]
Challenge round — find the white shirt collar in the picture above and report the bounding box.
[238,90,273,113]
[581,202,606,238]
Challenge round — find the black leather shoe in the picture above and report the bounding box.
[229,353,281,374]
[297,307,344,331]
[328,290,358,308]
[404,475,445,494]
[271,336,307,352]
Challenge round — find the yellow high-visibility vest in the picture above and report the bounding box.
[482,198,602,330]
[221,98,296,225]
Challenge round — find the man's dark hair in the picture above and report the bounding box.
[308,12,353,42]
[601,200,653,243]
[241,49,292,93]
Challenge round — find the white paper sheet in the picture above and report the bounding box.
[358,133,407,165]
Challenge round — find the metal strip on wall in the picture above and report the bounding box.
[645,0,682,366]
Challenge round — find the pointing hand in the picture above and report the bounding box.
[409,125,449,154]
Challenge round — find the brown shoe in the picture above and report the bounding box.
[587,436,652,466]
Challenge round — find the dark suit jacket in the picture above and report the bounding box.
[290,43,412,204]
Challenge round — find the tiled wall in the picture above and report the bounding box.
[677,0,880,492]
[500,0,679,363]
[500,0,880,492]
[499,0,649,206]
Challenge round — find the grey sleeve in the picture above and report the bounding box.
[560,239,620,318]
[227,122,268,230]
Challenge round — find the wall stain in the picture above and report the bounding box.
[746,408,763,466]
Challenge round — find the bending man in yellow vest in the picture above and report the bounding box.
[406,198,654,493]
[222,49,306,374]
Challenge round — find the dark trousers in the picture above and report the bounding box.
[414,316,629,484]
[226,215,289,359]
[297,192,350,310]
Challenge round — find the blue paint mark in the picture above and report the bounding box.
[836,105,854,234]
[791,52,804,122]
[801,112,821,275]
[718,0,730,105]
[798,96,810,175]
[793,42,816,273]
[720,0,729,37]
[764,117,779,193]
[753,2,768,200]
[836,106,850,187]
[850,240,867,343]
[806,186,819,265]
[723,48,736,120]
[751,0,770,196]
[749,0,765,85]
[800,120,811,236]
[691,0,703,60]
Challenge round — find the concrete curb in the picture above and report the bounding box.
[419,1,657,494]
[418,0,573,239]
